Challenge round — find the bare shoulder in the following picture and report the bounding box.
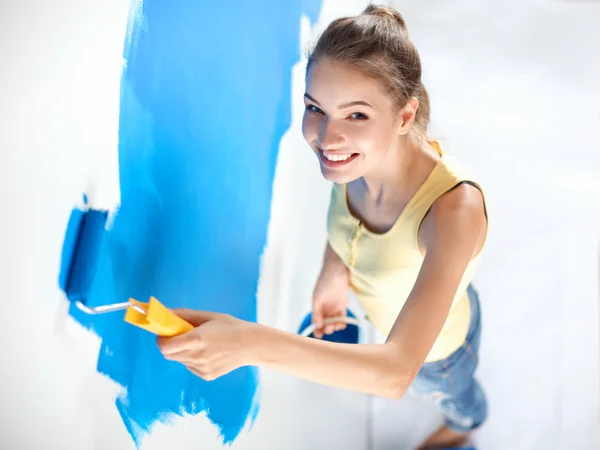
[434,182,486,216]
[419,183,488,257]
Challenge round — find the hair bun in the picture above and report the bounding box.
[363,5,407,30]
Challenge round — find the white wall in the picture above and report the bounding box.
[0,0,377,449]
[375,1,600,449]
[1,0,598,449]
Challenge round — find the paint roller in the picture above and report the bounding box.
[59,195,363,341]
[58,195,193,337]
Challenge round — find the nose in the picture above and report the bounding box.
[317,118,345,150]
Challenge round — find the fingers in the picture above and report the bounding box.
[186,365,203,378]
[186,364,219,381]
[156,335,181,355]
[334,320,347,332]
[323,321,336,336]
[157,331,198,355]
[311,306,324,339]
[172,308,220,326]
[323,314,347,335]
[311,310,347,338]
[160,348,194,362]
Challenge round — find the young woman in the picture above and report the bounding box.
[158,5,489,449]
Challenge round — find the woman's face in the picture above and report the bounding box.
[302,60,405,184]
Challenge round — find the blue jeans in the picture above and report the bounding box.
[410,284,488,433]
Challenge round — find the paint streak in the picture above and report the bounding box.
[64,0,321,446]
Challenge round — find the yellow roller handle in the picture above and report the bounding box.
[124,296,194,337]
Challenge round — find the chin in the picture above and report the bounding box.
[319,165,358,184]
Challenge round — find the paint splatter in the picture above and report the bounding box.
[64,0,321,446]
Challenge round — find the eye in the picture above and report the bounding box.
[349,112,368,121]
[305,104,324,115]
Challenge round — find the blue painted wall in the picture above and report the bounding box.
[66,0,321,446]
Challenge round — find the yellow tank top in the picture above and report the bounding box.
[327,142,488,362]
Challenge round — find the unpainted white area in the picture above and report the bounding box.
[374,1,600,449]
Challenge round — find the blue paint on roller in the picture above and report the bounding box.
[58,207,108,303]
[298,309,361,344]
[59,0,322,446]
[58,208,87,294]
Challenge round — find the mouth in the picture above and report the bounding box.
[317,148,359,169]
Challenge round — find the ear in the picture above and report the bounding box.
[397,97,419,135]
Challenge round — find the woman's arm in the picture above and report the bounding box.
[158,185,487,399]
[321,239,347,275]
[251,324,408,398]
[248,184,487,397]
[385,184,487,367]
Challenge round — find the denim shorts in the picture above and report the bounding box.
[409,284,488,433]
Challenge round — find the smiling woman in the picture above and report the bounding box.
[158,4,489,449]
[301,61,406,180]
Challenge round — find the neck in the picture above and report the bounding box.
[360,135,426,204]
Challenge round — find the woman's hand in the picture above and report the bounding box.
[312,245,351,339]
[156,309,258,381]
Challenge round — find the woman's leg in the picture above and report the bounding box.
[412,285,488,448]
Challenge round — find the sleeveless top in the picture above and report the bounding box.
[326,142,488,362]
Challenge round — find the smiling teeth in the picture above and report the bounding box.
[323,150,353,162]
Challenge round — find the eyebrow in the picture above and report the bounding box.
[304,93,373,109]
